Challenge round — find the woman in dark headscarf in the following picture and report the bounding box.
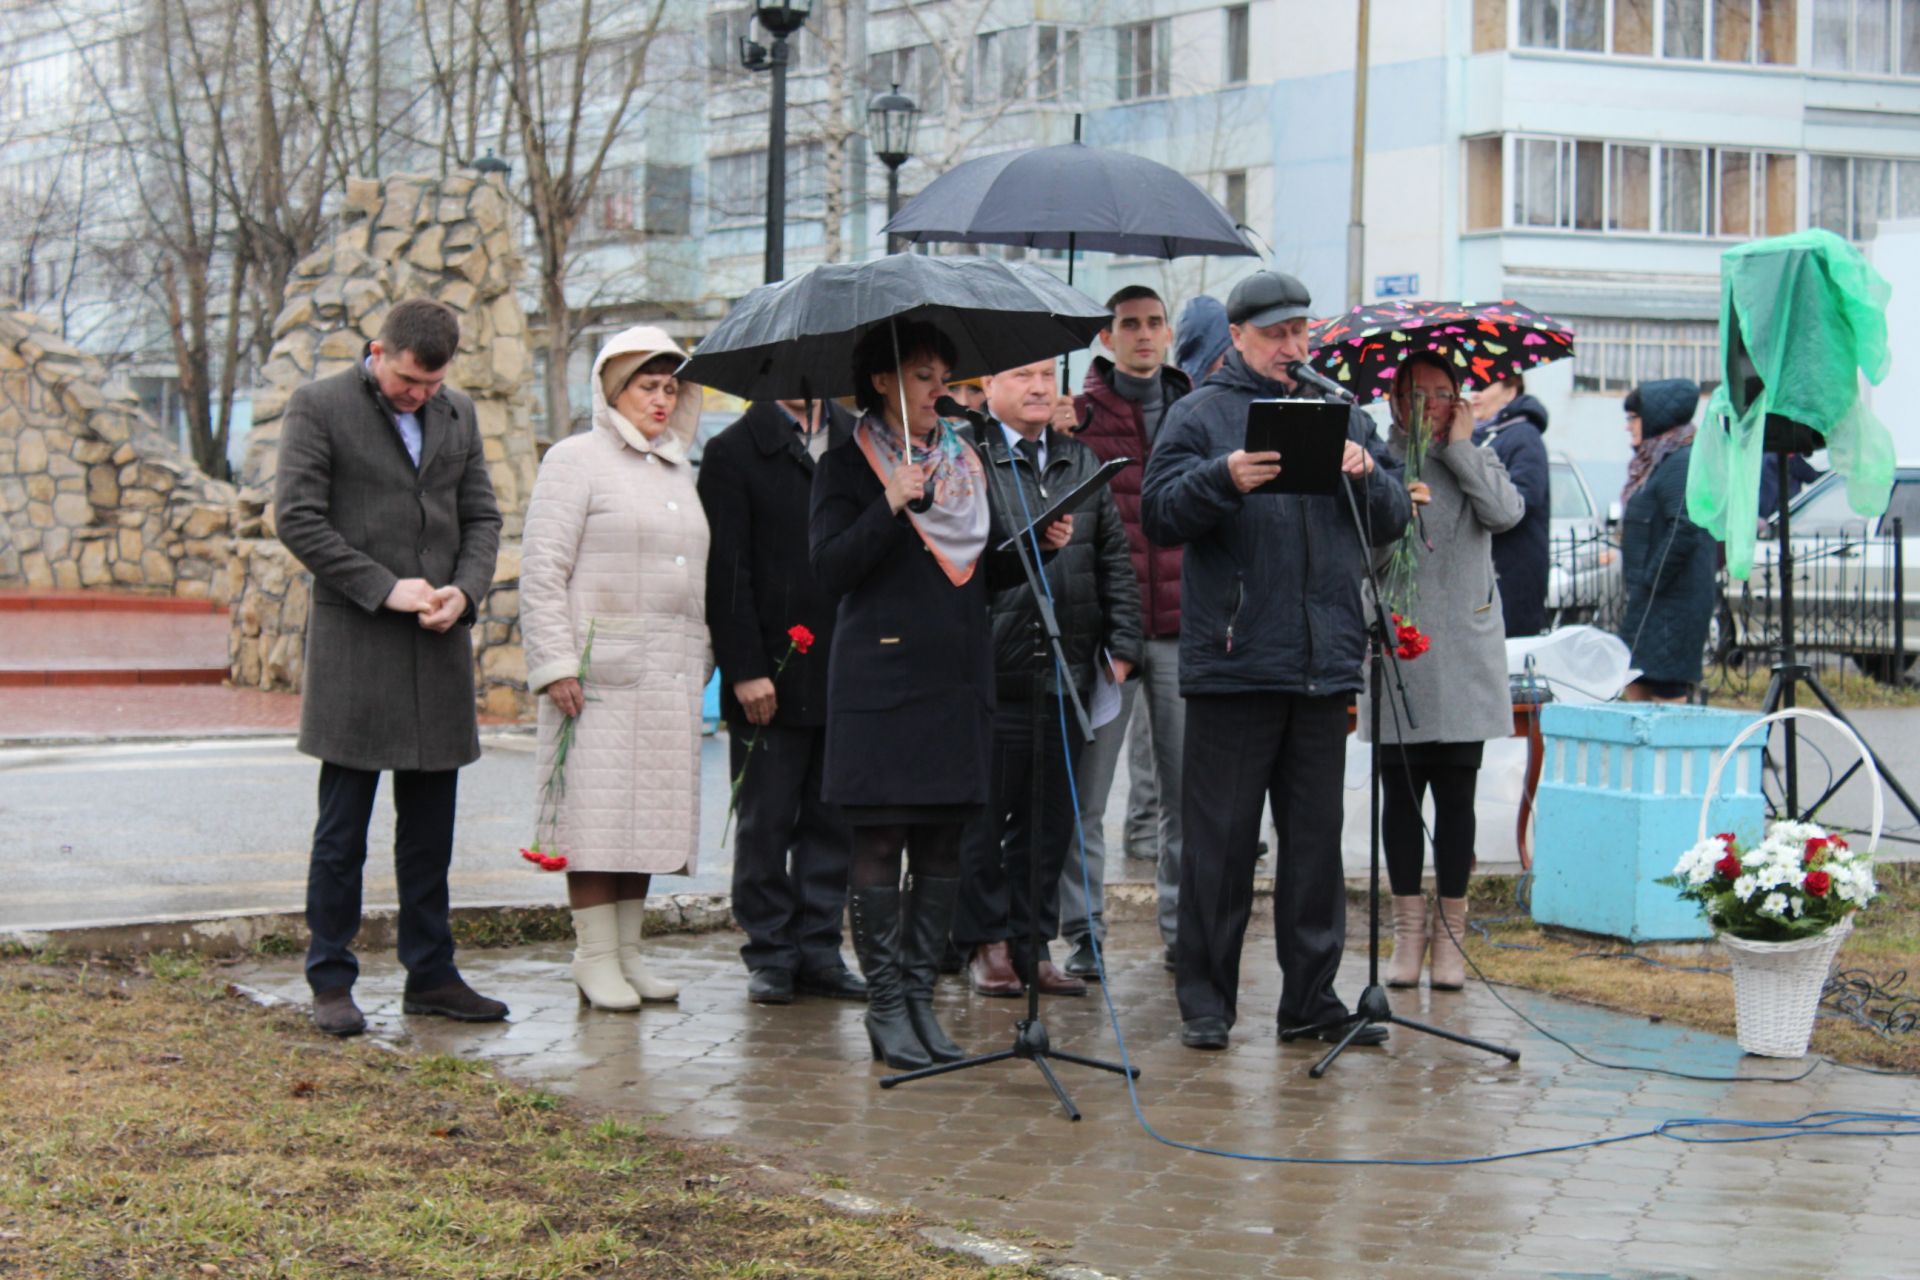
[809,320,1068,1072]
[1616,378,1716,702]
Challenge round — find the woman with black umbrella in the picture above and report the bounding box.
[809,320,1069,1071]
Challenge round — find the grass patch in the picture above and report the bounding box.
[449,907,575,950]
[1705,661,1920,710]
[0,958,1035,1279]
[1451,868,1920,1072]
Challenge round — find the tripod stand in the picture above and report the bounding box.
[880,422,1137,1119]
[1754,447,1920,829]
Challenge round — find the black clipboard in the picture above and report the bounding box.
[997,456,1132,552]
[1244,399,1350,496]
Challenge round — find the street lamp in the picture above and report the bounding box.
[468,148,512,179]
[740,0,816,283]
[867,82,920,254]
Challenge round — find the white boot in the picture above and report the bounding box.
[616,899,679,1002]
[571,903,641,1010]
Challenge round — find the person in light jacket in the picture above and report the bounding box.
[520,326,712,1011]
[1359,352,1525,991]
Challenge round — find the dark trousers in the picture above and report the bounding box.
[1176,692,1351,1028]
[305,762,460,996]
[953,701,1083,952]
[729,723,854,975]
[1380,743,1483,899]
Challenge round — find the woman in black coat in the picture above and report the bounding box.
[809,320,1067,1071]
[1617,378,1715,701]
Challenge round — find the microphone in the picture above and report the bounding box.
[1286,361,1357,405]
[933,394,990,430]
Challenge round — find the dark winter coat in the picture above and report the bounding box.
[808,435,1028,809]
[1073,357,1192,639]
[1140,351,1411,698]
[697,401,854,731]
[1472,394,1552,637]
[969,420,1143,703]
[1619,445,1718,686]
[275,356,502,773]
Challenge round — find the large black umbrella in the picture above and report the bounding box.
[677,252,1109,403]
[881,134,1258,282]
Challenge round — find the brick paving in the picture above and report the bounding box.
[234,921,1920,1279]
[0,684,302,741]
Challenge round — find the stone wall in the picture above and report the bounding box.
[0,303,235,598]
[227,172,538,717]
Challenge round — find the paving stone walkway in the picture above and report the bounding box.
[233,922,1920,1279]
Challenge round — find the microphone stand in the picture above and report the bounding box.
[879,399,1138,1119]
[1275,366,1520,1077]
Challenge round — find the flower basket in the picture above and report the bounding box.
[1678,708,1884,1058]
[1720,916,1854,1057]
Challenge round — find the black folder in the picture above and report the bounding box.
[1243,399,1351,496]
[997,456,1132,552]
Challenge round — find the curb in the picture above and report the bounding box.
[0,667,229,687]
[0,590,226,615]
[0,893,736,958]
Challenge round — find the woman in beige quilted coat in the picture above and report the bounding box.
[521,326,712,1010]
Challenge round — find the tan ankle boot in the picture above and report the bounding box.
[1384,895,1428,988]
[1430,897,1469,991]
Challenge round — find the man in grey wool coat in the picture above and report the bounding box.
[275,297,505,1036]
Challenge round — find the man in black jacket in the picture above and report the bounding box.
[952,359,1143,999]
[698,399,867,1006]
[1471,375,1551,636]
[1142,271,1411,1052]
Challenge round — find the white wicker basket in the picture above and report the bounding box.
[1719,917,1854,1057]
[1699,709,1881,1059]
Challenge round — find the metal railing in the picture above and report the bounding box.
[1545,520,1910,694]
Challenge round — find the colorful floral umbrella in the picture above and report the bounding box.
[1305,299,1576,403]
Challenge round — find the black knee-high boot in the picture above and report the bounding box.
[848,886,932,1070]
[901,875,964,1062]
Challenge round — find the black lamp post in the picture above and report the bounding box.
[469,148,512,179]
[867,82,920,254]
[740,0,815,283]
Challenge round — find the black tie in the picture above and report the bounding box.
[1016,437,1042,470]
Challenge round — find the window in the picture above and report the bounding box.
[1813,0,1920,72]
[707,7,753,80]
[644,164,692,236]
[1811,154,1920,239]
[867,44,945,113]
[1036,25,1082,102]
[1115,19,1170,100]
[1548,462,1595,518]
[1225,5,1251,83]
[1500,135,1795,236]
[970,28,1028,108]
[590,164,637,234]
[1516,0,1793,60]
[1475,0,1510,51]
[709,150,766,224]
[1569,317,1722,393]
[1223,170,1248,225]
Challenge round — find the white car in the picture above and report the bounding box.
[1544,453,1621,630]
[1729,464,1920,682]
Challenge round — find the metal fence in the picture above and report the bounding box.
[1545,520,1910,695]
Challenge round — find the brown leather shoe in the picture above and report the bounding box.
[967,941,1024,997]
[1032,960,1088,998]
[311,987,366,1037]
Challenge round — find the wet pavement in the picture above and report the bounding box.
[234,921,1920,1280]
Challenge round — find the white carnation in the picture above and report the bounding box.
[1760,892,1790,917]
[1732,874,1758,901]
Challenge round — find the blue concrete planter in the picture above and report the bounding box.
[1532,703,1768,943]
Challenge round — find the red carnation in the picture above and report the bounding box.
[520,847,568,872]
[1714,853,1741,881]
[1714,833,1738,849]
[787,624,815,655]
[1804,869,1831,896]
[1803,836,1830,867]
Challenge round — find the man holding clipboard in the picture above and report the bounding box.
[948,359,1143,1000]
[1140,271,1411,1053]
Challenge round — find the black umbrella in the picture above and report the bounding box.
[881,129,1258,284]
[677,252,1109,404]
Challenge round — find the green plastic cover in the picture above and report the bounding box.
[1687,229,1895,580]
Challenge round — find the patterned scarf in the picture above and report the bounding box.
[1622,425,1695,507]
[855,413,988,586]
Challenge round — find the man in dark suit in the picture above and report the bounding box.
[952,359,1142,998]
[698,399,867,1005]
[275,297,505,1037]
